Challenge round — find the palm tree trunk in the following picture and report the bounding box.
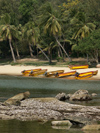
[55,36,71,62]
[48,47,52,64]
[15,44,20,59]
[29,43,34,58]
[9,39,16,62]
[36,44,50,62]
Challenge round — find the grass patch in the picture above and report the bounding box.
[0,58,90,67]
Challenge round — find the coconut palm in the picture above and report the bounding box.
[71,12,96,41]
[71,11,96,61]
[40,2,71,62]
[23,21,50,62]
[0,13,16,62]
[23,21,35,57]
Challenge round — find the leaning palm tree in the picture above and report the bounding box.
[23,21,50,62]
[40,2,71,62]
[0,13,16,62]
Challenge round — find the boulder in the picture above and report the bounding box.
[51,120,72,127]
[69,90,92,101]
[4,91,30,106]
[82,124,100,130]
[55,92,67,101]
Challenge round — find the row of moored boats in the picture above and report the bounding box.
[21,65,98,80]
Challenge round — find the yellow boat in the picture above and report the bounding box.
[69,65,89,70]
[29,69,47,76]
[75,74,93,80]
[55,71,76,78]
[75,70,98,77]
[21,68,42,76]
[93,70,98,75]
[44,70,64,77]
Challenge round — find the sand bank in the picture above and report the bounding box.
[0,65,100,80]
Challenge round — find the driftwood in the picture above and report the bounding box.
[0,97,100,125]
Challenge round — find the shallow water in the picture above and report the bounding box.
[0,75,100,133]
[0,75,100,106]
[0,120,83,133]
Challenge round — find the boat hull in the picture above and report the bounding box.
[75,74,93,80]
[29,69,47,76]
[21,68,41,76]
[44,70,64,77]
[69,65,89,70]
[55,71,76,78]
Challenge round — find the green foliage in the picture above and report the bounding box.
[0,0,100,62]
[73,29,100,63]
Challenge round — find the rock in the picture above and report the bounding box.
[0,97,100,123]
[51,120,72,127]
[55,92,67,101]
[52,126,71,130]
[96,64,100,68]
[4,91,30,106]
[82,124,100,130]
[66,94,72,99]
[69,90,92,101]
[91,93,97,97]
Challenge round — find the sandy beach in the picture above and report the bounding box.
[0,65,100,80]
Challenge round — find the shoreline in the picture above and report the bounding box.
[0,65,100,80]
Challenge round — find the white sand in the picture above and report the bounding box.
[0,65,100,80]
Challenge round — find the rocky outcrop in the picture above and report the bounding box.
[56,90,95,101]
[3,91,30,106]
[69,90,92,101]
[0,97,100,125]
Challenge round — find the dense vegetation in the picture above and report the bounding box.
[0,0,100,64]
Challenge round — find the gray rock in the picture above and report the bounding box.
[51,120,72,127]
[69,90,92,101]
[55,92,67,101]
[82,124,100,130]
[4,91,30,106]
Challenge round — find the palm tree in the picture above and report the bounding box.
[71,12,96,41]
[23,21,50,62]
[0,13,16,62]
[71,12,96,61]
[40,2,71,62]
[23,21,35,57]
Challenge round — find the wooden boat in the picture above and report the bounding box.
[29,69,47,76]
[75,74,93,80]
[44,70,64,77]
[69,65,89,70]
[55,71,76,78]
[93,70,98,75]
[75,70,98,77]
[21,68,41,76]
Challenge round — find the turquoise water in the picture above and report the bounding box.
[0,75,100,133]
